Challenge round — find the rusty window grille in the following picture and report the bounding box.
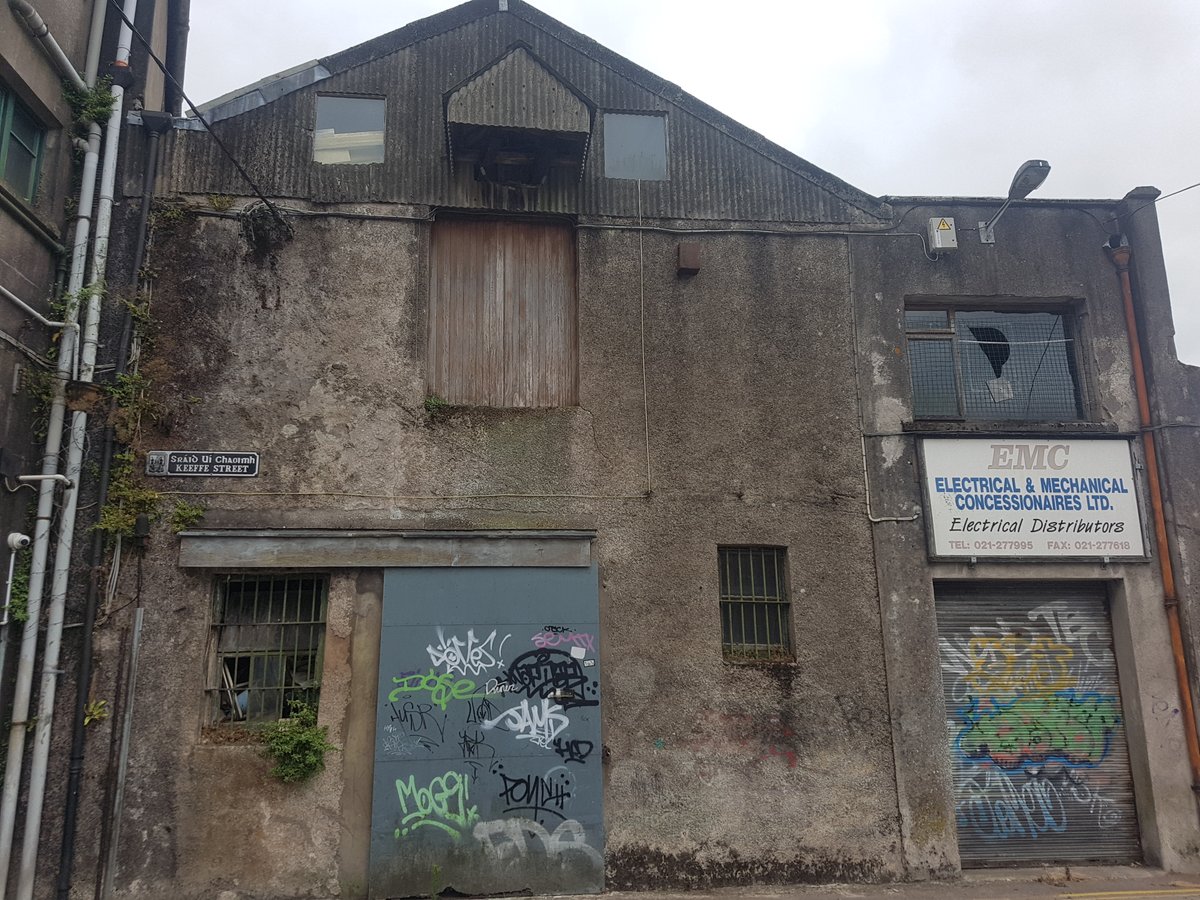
[718,546,791,660]
[207,574,328,724]
[905,308,1085,421]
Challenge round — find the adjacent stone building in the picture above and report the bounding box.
[33,1,1200,897]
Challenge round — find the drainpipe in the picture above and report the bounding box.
[163,0,190,117]
[15,2,140,894]
[1105,235,1200,801]
[55,108,172,900]
[6,1,80,88]
[0,2,106,893]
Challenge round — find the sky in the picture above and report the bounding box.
[184,1,1200,364]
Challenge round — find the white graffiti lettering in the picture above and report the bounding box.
[473,817,602,867]
[482,698,569,748]
[427,626,511,677]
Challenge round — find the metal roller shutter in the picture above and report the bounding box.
[935,582,1141,866]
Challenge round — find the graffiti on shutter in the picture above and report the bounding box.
[936,583,1140,866]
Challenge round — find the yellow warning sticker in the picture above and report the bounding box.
[937,218,951,230]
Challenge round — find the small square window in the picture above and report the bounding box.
[314,95,385,164]
[603,112,667,180]
[0,86,45,202]
[905,307,1085,421]
[718,546,791,661]
[207,574,328,724]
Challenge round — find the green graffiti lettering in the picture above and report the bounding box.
[393,771,480,841]
[388,668,483,710]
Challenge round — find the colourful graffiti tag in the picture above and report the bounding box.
[961,635,1074,698]
[956,690,1120,770]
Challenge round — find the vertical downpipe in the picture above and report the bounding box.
[99,607,143,900]
[1107,239,1200,804]
[0,6,106,895]
[16,3,139,896]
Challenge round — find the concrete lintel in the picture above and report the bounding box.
[178,529,595,569]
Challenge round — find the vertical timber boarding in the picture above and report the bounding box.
[428,217,578,407]
[369,566,603,897]
[935,582,1141,866]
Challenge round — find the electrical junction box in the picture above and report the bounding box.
[928,216,958,252]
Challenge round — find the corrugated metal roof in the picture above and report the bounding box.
[447,47,590,133]
[159,1,891,224]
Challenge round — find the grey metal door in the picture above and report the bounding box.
[369,566,603,897]
[936,582,1140,866]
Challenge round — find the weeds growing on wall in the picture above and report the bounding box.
[169,501,206,533]
[62,77,115,134]
[106,371,163,444]
[259,701,336,784]
[6,548,31,624]
[83,698,109,726]
[94,451,160,538]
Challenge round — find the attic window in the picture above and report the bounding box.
[603,112,667,180]
[314,96,384,164]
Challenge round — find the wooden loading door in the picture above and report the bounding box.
[936,582,1141,866]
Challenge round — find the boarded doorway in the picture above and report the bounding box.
[369,566,603,896]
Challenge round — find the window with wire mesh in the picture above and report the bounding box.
[207,575,328,725]
[905,308,1085,421]
[718,547,791,660]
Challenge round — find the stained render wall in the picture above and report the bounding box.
[850,197,1200,876]
[47,203,905,898]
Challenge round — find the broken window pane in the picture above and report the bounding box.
[906,308,1085,421]
[209,574,328,724]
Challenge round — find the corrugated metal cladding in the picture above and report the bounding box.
[428,218,577,407]
[158,12,886,223]
[935,582,1140,867]
[447,47,590,133]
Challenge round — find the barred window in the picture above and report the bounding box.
[207,575,328,724]
[718,547,791,660]
[904,308,1085,421]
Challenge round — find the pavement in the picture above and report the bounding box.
[579,867,1200,900]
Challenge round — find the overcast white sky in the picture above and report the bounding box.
[184,1,1200,364]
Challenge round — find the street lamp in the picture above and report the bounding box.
[979,159,1051,243]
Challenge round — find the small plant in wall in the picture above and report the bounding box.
[169,500,206,533]
[260,701,336,784]
[83,698,109,726]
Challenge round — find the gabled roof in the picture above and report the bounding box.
[188,0,887,220]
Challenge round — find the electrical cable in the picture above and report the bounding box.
[1109,180,1200,225]
[103,0,289,231]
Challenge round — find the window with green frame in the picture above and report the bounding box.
[0,87,43,202]
[1,86,44,203]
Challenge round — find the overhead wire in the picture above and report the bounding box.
[103,0,289,230]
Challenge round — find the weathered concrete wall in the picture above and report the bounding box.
[851,199,1200,876]
[53,199,903,897]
